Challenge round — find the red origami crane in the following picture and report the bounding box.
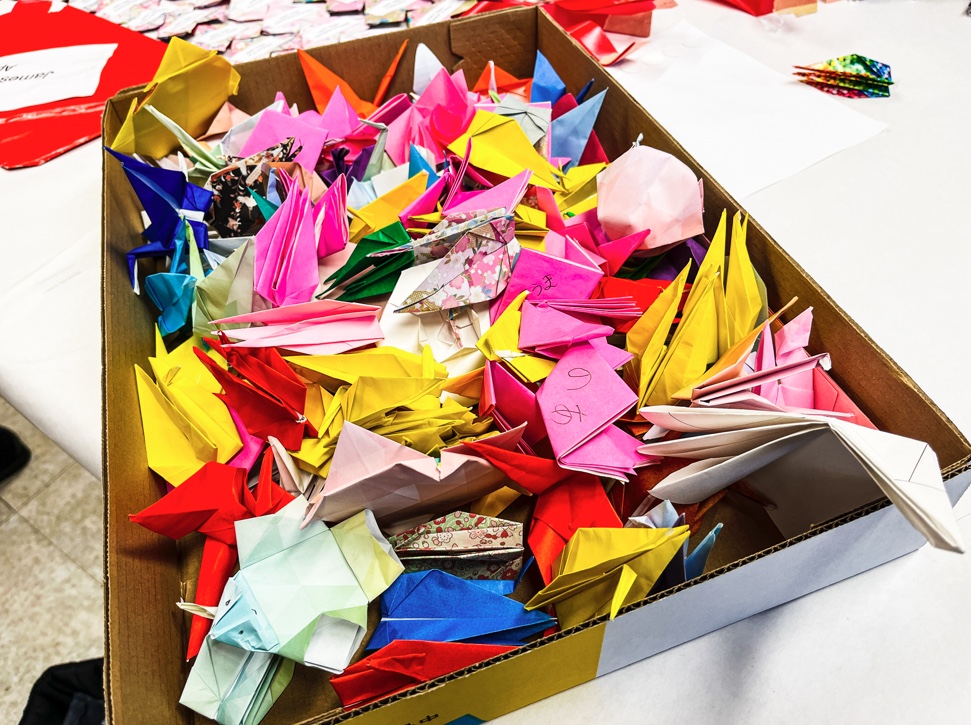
[460,442,622,585]
[330,640,515,709]
[195,334,317,450]
[129,449,294,659]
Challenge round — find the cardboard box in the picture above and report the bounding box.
[101,8,971,724]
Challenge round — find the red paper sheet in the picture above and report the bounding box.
[0,2,166,169]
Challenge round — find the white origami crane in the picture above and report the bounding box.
[638,406,963,552]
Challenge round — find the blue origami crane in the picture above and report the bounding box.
[629,501,723,592]
[367,570,554,651]
[106,148,213,286]
[530,51,566,106]
[551,89,606,171]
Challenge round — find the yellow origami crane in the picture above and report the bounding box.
[284,347,487,474]
[348,172,428,243]
[110,38,240,159]
[625,264,689,407]
[448,111,564,191]
[626,210,768,407]
[554,162,604,213]
[476,291,555,384]
[525,526,690,630]
[134,331,243,486]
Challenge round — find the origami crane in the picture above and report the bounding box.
[180,638,293,725]
[107,148,212,288]
[627,499,723,585]
[213,299,383,356]
[479,361,547,454]
[301,422,525,533]
[626,211,768,409]
[282,347,491,474]
[447,111,564,190]
[368,570,554,650]
[193,240,256,336]
[596,142,704,248]
[476,291,556,384]
[195,338,316,450]
[134,331,242,486]
[321,221,414,302]
[130,449,294,659]
[638,406,964,552]
[209,499,404,672]
[388,511,525,581]
[528,472,623,585]
[252,182,322,307]
[491,244,604,322]
[530,50,567,105]
[536,341,646,480]
[330,640,515,709]
[525,525,690,629]
[488,96,552,148]
[550,93,610,168]
[380,260,490,376]
[391,213,521,314]
[550,89,606,170]
[794,55,894,99]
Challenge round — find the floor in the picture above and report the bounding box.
[0,397,105,723]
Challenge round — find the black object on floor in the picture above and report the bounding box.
[0,426,30,483]
[19,659,105,725]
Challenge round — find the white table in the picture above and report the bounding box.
[2,0,969,720]
[498,1,971,722]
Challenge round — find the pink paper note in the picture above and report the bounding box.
[536,342,637,462]
[491,247,603,322]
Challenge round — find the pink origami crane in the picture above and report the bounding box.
[303,422,525,533]
[536,341,651,480]
[214,299,383,355]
